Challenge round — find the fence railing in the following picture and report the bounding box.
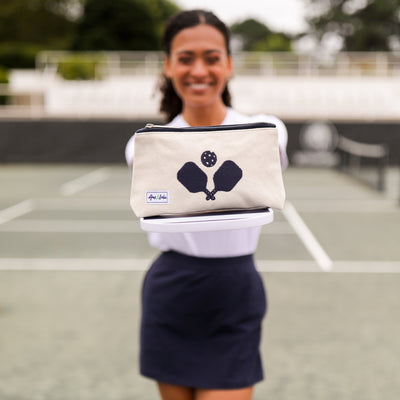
[35,51,400,78]
[1,51,400,119]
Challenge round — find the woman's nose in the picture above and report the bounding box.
[191,60,207,77]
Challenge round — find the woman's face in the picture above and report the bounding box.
[164,24,233,110]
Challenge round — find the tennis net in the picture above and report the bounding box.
[336,135,389,192]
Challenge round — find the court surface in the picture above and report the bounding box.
[0,164,399,400]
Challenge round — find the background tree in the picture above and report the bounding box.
[231,18,292,52]
[0,0,77,67]
[306,0,400,51]
[146,0,181,39]
[0,0,77,48]
[251,34,292,52]
[0,0,180,68]
[73,0,180,50]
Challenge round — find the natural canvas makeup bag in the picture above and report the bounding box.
[130,122,285,218]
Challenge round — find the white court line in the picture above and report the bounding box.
[60,167,110,196]
[333,261,400,273]
[0,258,150,271]
[1,258,400,273]
[282,201,333,271]
[0,200,35,225]
[0,219,291,234]
[0,219,142,233]
[291,199,399,213]
[36,198,130,210]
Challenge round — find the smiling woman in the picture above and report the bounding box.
[125,9,288,400]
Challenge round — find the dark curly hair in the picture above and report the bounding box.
[159,9,232,123]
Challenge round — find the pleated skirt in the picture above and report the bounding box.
[140,250,267,389]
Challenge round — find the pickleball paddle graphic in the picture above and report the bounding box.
[177,153,243,201]
[177,162,214,200]
[206,160,243,200]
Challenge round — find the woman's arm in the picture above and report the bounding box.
[125,135,135,172]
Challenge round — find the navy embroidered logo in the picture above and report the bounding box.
[177,151,242,201]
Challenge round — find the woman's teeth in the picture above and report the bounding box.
[189,83,209,89]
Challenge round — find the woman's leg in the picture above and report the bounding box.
[195,387,254,400]
[158,383,253,400]
[157,382,195,400]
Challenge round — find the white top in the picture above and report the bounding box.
[125,108,288,258]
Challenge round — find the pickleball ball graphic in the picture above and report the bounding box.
[201,151,217,167]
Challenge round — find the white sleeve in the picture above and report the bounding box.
[125,135,135,168]
[252,114,289,170]
[270,116,289,170]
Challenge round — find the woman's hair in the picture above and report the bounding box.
[159,9,232,122]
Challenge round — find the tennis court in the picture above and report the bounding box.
[0,163,399,399]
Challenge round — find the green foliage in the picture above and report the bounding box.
[57,54,103,80]
[231,18,293,52]
[0,43,43,69]
[306,0,400,51]
[146,0,181,39]
[231,18,272,51]
[0,0,78,69]
[0,0,181,68]
[0,68,8,84]
[72,0,180,51]
[146,0,180,26]
[0,0,76,48]
[0,66,9,105]
[252,34,293,52]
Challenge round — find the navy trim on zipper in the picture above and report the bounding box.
[136,122,276,134]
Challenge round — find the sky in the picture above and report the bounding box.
[174,0,309,34]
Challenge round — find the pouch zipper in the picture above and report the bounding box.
[136,122,276,134]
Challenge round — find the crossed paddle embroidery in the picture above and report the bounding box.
[177,151,243,201]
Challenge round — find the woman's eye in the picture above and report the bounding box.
[206,57,220,65]
[178,57,192,65]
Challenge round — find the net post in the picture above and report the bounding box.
[377,144,388,192]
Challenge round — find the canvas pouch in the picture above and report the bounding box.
[130,122,285,218]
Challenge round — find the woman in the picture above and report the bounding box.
[126,9,288,400]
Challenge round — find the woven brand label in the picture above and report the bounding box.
[146,191,169,204]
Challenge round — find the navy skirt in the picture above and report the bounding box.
[140,250,267,389]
